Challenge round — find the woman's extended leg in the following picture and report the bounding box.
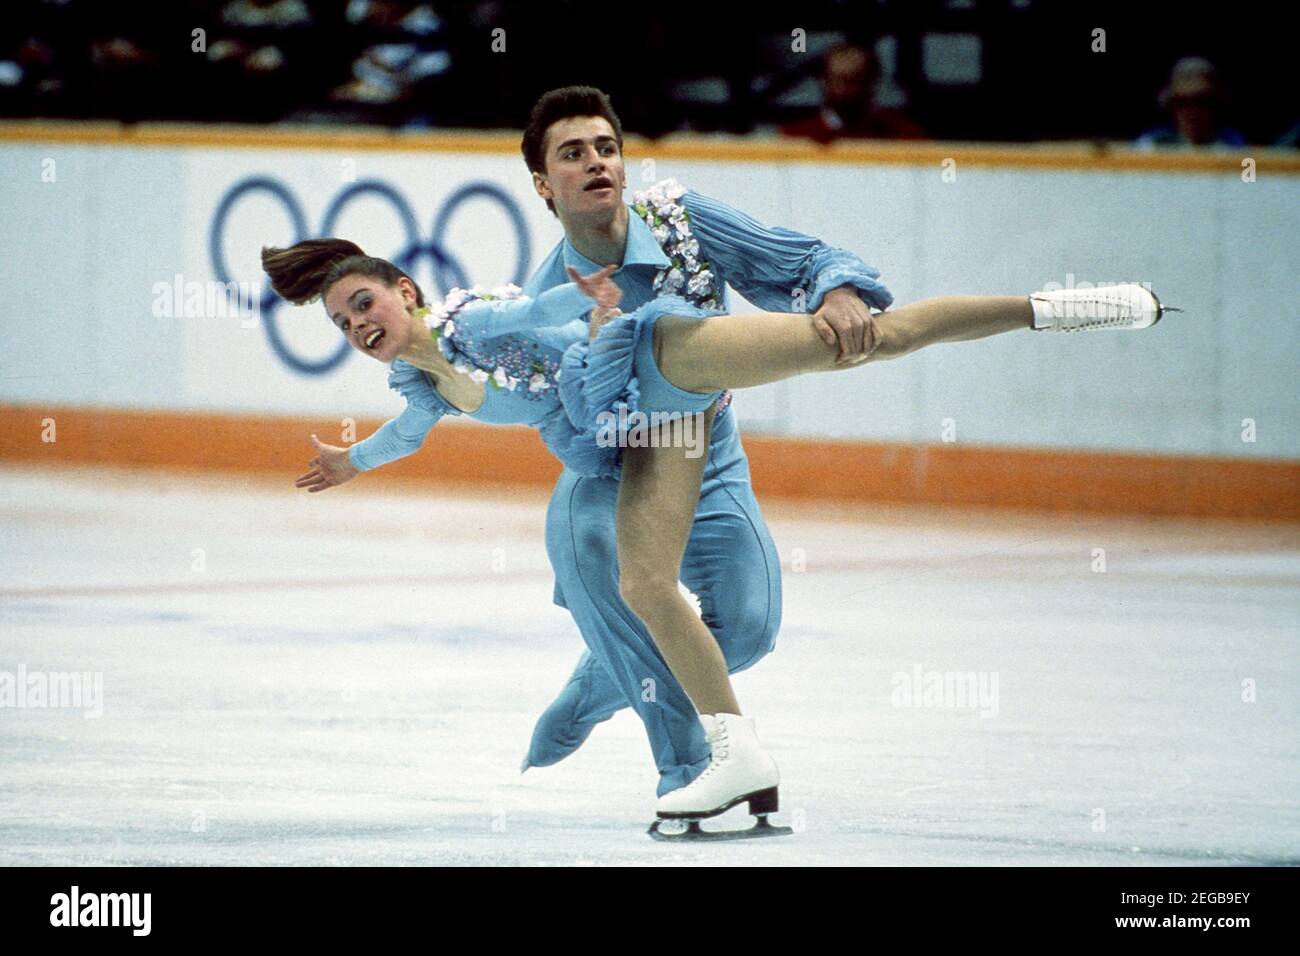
[616,287,1164,817]
[655,296,1034,394]
[617,297,1032,722]
[614,405,742,716]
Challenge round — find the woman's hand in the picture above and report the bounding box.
[295,434,360,493]
[567,264,622,310]
[587,305,623,341]
[566,265,623,342]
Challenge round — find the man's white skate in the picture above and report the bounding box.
[648,713,793,842]
[1029,282,1181,332]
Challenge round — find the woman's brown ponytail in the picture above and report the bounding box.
[261,238,365,305]
[260,238,425,308]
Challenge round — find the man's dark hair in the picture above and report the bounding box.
[521,86,624,214]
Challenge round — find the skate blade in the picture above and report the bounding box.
[1149,288,1182,325]
[648,815,794,843]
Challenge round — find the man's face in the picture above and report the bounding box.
[1171,93,1217,144]
[533,115,626,220]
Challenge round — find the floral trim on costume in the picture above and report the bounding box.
[419,287,562,397]
[632,179,725,311]
[632,179,731,413]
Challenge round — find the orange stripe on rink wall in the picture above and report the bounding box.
[2,404,1297,521]
[0,405,561,490]
[738,435,1300,521]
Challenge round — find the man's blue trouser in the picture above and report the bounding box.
[534,407,783,796]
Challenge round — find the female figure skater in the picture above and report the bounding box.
[264,238,1170,833]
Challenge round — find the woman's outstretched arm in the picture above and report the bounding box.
[450,268,614,339]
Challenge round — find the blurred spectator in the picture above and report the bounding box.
[781,43,927,143]
[20,0,214,122]
[88,34,160,121]
[221,0,310,28]
[1135,57,1246,148]
[329,1,448,113]
[198,0,316,121]
[0,36,64,114]
[1,3,1292,140]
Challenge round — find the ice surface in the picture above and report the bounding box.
[2,465,1297,866]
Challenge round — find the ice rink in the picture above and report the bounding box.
[2,463,1297,866]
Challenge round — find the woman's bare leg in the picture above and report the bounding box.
[656,296,1034,393]
[614,296,1031,719]
[615,406,741,716]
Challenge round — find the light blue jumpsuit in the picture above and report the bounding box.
[349,188,892,796]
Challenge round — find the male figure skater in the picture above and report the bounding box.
[517,86,892,797]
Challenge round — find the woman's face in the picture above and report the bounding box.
[322,273,417,363]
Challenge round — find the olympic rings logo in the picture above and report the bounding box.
[209,177,531,375]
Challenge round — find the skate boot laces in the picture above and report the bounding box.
[696,716,731,781]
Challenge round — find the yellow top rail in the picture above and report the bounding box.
[1,121,1295,174]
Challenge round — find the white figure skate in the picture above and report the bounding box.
[1029,283,1179,332]
[649,713,792,842]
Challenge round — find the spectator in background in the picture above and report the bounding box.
[200,0,314,122]
[328,0,449,121]
[0,36,63,116]
[1136,57,1246,148]
[208,0,309,79]
[781,42,926,144]
[220,0,310,28]
[74,0,205,122]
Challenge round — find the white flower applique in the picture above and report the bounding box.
[631,178,722,311]
[421,284,556,394]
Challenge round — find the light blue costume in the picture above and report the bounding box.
[348,185,892,796]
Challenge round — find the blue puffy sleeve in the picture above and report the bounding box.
[451,283,594,339]
[681,190,893,313]
[347,359,455,472]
